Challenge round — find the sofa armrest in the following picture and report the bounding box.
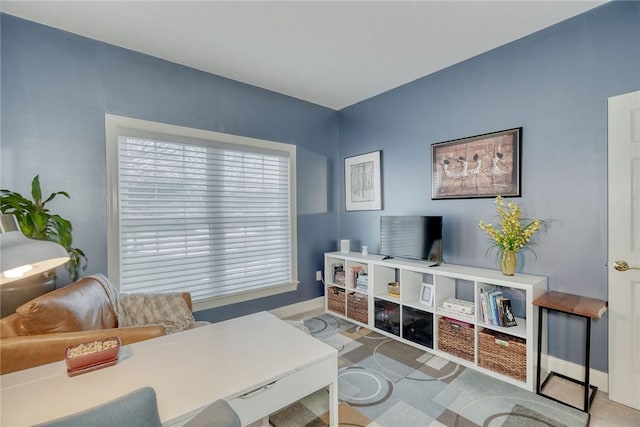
[0,313,27,338]
[0,325,166,375]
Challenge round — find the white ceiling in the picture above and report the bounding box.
[1,1,606,110]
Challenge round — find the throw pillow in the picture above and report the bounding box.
[119,293,195,333]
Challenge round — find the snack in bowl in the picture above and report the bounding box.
[65,337,121,375]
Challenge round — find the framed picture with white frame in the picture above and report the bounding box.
[344,150,382,211]
[419,283,434,307]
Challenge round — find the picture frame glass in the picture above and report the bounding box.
[419,283,434,307]
[345,150,382,211]
[431,128,521,200]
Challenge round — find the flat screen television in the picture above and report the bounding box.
[380,216,442,265]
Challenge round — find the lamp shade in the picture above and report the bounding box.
[0,215,70,285]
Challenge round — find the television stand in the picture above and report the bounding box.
[324,250,547,392]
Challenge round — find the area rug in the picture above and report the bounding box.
[270,314,588,427]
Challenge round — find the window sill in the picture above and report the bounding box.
[192,281,299,312]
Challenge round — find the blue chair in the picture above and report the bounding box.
[35,386,241,427]
[35,387,162,427]
[184,399,241,427]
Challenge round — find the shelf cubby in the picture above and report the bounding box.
[346,291,368,324]
[372,263,399,302]
[402,306,433,349]
[398,269,423,305]
[326,286,346,316]
[374,298,400,336]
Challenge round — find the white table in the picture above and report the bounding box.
[1,311,338,426]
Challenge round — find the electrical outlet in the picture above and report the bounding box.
[315,271,323,281]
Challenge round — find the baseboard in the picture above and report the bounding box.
[269,296,324,319]
[542,354,608,393]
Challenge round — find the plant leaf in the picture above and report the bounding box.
[29,212,50,239]
[43,191,70,205]
[18,217,35,237]
[1,193,35,214]
[31,175,42,206]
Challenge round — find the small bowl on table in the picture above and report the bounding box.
[65,336,121,376]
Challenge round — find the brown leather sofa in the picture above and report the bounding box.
[0,275,195,375]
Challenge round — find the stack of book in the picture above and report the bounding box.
[436,298,475,322]
[479,286,517,327]
[355,272,368,291]
[332,263,345,286]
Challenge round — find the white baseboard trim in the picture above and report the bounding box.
[269,297,324,319]
[542,354,608,393]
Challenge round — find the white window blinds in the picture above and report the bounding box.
[107,116,297,308]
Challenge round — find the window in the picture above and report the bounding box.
[106,115,297,311]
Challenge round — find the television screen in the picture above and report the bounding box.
[380,216,442,264]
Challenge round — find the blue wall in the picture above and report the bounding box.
[0,14,339,322]
[337,1,640,372]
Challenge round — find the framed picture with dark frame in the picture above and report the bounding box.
[431,127,522,200]
[345,150,382,211]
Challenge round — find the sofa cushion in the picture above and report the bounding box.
[16,277,118,334]
[118,293,195,333]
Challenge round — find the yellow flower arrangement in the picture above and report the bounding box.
[478,196,544,253]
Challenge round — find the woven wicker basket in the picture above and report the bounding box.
[347,292,368,324]
[438,317,474,361]
[327,286,346,316]
[478,329,526,382]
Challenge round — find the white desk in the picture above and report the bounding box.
[1,311,338,426]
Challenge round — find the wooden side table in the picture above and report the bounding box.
[533,291,607,413]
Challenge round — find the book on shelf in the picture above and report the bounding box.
[355,272,369,291]
[479,285,499,325]
[478,285,517,327]
[479,286,491,323]
[347,265,363,289]
[332,263,345,286]
[500,298,518,327]
[442,298,474,315]
[492,291,504,326]
[436,306,475,322]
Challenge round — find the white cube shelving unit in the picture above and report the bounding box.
[324,251,547,391]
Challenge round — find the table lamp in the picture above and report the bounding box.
[0,214,70,285]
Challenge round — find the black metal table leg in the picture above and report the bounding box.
[584,317,591,412]
[536,305,543,394]
[536,310,599,413]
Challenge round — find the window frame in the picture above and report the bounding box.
[105,114,298,311]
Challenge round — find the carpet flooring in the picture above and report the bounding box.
[270,314,589,427]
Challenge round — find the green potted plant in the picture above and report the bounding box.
[1,175,87,281]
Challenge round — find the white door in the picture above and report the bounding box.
[608,90,640,410]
